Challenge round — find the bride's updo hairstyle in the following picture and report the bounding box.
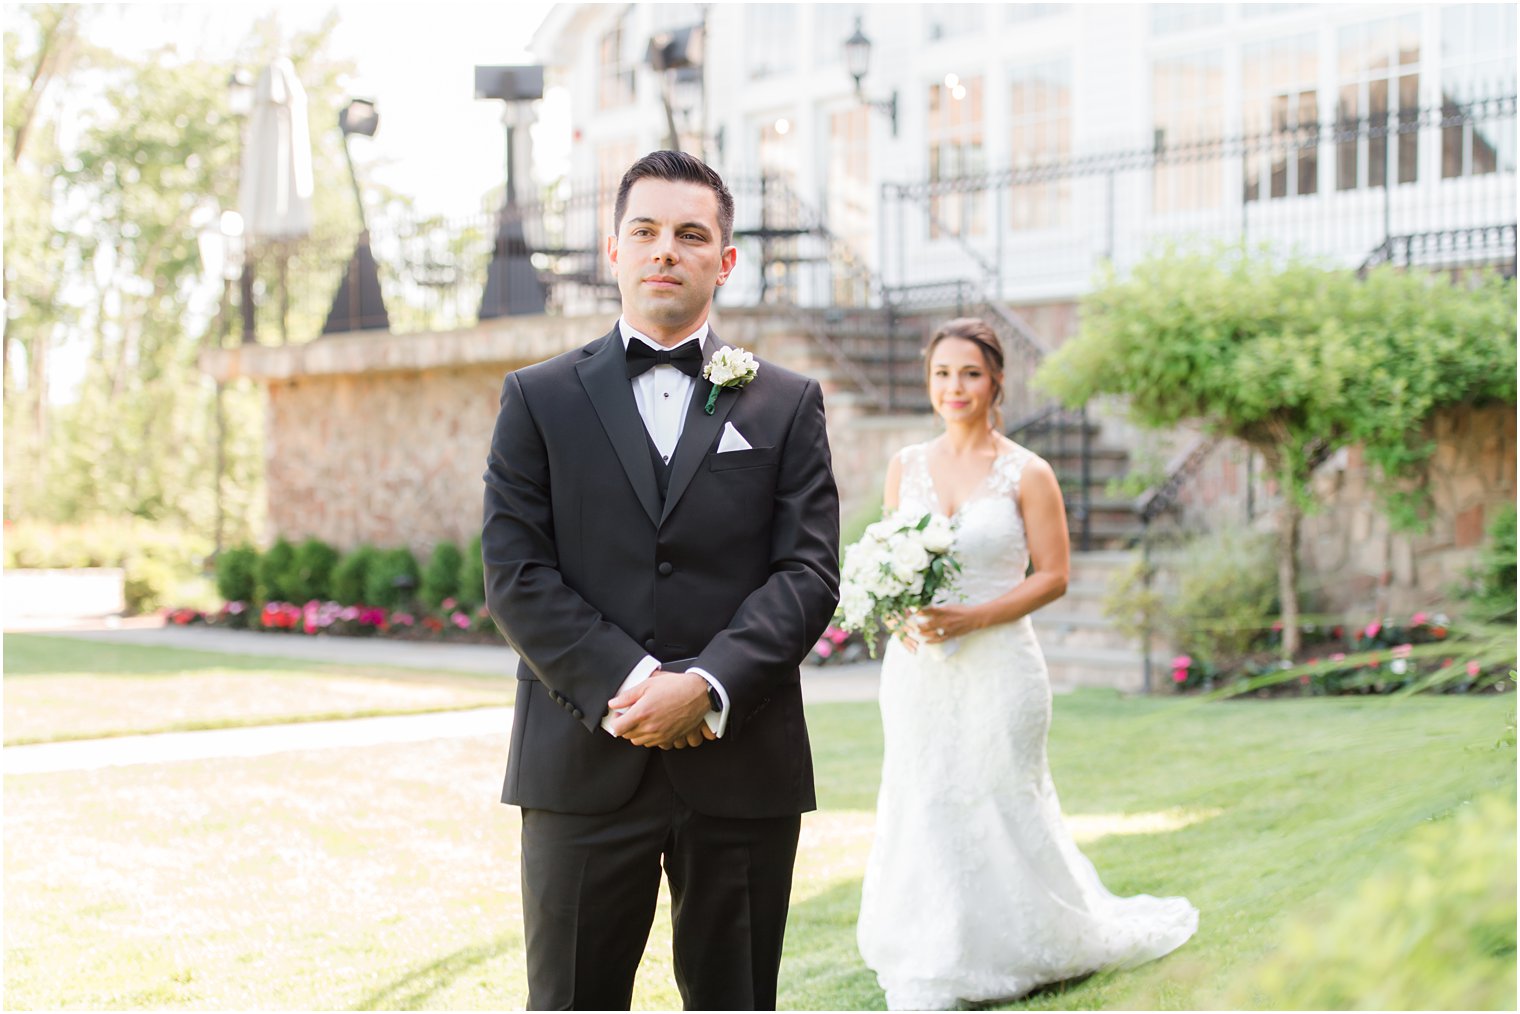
[924,317,1006,431]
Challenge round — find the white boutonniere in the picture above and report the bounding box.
[702,346,759,414]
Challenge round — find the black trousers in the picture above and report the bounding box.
[519,758,802,1011]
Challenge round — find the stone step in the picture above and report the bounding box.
[1043,644,1170,694]
[1032,612,1137,653]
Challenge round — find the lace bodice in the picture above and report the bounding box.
[895,440,1035,607]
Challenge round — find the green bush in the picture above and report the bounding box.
[290,538,340,603]
[1462,502,1517,623]
[215,544,260,603]
[457,534,485,611]
[420,541,463,610]
[1230,790,1516,1010]
[364,547,420,610]
[330,546,377,606]
[1106,523,1278,670]
[3,518,208,614]
[255,538,297,603]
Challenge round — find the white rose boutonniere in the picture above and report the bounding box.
[702,346,759,414]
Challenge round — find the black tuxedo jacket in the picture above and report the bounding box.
[483,326,841,819]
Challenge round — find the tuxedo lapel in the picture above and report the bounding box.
[576,329,662,527]
[661,333,738,526]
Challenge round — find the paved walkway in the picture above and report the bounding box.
[5,623,881,774]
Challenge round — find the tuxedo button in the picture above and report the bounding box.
[644,638,657,652]
[658,562,674,576]
[571,708,584,720]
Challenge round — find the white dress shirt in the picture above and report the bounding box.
[600,318,731,739]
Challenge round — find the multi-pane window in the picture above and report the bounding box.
[1243,34,1319,202]
[597,17,636,110]
[747,5,800,79]
[1009,59,1072,230]
[826,106,874,301]
[1335,16,1421,191]
[927,4,984,41]
[1151,51,1225,212]
[1440,4,1516,178]
[927,75,986,238]
[1150,3,1225,36]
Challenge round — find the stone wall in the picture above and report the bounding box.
[1165,404,1515,619]
[203,310,938,557]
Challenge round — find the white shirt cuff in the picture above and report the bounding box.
[599,657,728,738]
[687,667,729,738]
[600,655,660,734]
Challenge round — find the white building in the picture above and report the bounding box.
[530,2,1515,316]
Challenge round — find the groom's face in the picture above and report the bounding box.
[607,178,738,347]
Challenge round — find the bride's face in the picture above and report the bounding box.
[928,337,997,427]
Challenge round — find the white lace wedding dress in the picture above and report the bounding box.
[856,441,1198,1010]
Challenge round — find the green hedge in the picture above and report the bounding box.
[420,542,463,610]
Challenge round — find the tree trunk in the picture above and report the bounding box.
[1275,460,1302,661]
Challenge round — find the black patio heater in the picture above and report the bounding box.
[475,64,547,318]
[322,97,390,334]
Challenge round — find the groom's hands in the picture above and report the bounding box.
[607,670,717,750]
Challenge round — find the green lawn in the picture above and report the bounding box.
[2,634,512,745]
[3,668,1514,1009]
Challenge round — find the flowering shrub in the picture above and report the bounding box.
[808,625,868,666]
[184,598,503,643]
[1169,609,1512,696]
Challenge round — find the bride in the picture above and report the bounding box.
[856,318,1198,1010]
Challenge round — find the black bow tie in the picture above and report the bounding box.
[626,340,703,379]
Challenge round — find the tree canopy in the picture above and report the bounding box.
[1035,248,1516,655]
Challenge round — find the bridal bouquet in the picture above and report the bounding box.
[835,512,960,657]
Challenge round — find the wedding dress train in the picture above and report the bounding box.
[856,442,1197,1010]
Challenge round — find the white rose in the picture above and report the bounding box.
[890,538,930,582]
[920,516,955,554]
[863,520,895,543]
[840,584,872,627]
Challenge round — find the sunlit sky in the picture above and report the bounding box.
[79,1,563,218]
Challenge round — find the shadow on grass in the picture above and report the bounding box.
[351,931,521,1011]
[5,633,321,677]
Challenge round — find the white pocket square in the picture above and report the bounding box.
[717,421,753,453]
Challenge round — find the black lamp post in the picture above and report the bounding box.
[843,17,898,137]
[647,24,705,153]
[322,98,390,334]
[475,64,547,319]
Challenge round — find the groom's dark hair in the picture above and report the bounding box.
[613,150,735,247]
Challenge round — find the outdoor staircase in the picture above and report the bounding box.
[748,180,1178,692]
[1037,549,1170,694]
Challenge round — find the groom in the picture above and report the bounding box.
[482,150,841,1010]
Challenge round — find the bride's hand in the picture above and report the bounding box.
[887,615,920,653]
[914,605,984,644]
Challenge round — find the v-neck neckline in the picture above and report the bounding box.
[924,442,1009,520]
